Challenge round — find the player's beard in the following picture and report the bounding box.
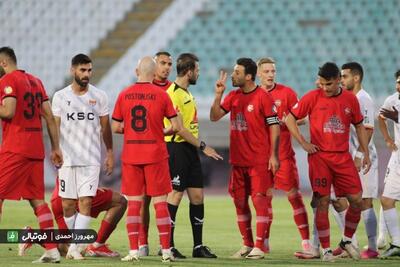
[189,74,198,85]
[0,66,5,78]
[75,76,89,88]
[232,78,244,88]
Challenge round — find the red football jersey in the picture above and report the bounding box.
[153,79,172,91]
[267,83,298,160]
[0,70,48,159]
[112,82,177,164]
[221,86,279,166]
[290,88,363,152]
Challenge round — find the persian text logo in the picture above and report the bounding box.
[7,231,18,243]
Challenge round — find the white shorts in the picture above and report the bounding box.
[360,166,379,199]
[382,152,400,201]
[58,166,100,199]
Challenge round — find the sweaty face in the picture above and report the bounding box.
[231,64,246,87]
[188,62,199,85]
[72,63,92,88]
[257,63,276,89]
[155,55,172,80]
[340,69,355,91]
[319,76,340,97]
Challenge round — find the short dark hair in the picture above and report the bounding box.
[155,51,171,58]
[0,46,17,64]
[71,54,92,66]
[341,62,364,82]
[176,53,199,76]
[395,70,400,79]
[236,58,257,81]
[318,62,340,80]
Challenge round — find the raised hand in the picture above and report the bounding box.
[215,70,227,95]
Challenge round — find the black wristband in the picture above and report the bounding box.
[199,141,206,151]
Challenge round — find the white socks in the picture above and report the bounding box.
[378,206,388,238]
[63,213,77,229]
[362,208,377,251]
[74,213,92,230]
[383,208,400,247]
[312,208,319,248]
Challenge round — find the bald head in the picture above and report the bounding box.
[136,56,156,82]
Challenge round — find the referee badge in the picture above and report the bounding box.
[4,86,12,94]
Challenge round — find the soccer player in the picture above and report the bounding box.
[339,62,379,258]
[112,56,180,262]
[19,178,126,257]
[257,57,311,255]
[0,46,63,263]
[210,58,280,259]
[378,69,400,258]
[152,51,173,90]
[52,54,114,260]
[139,51,173,256]
[164,53,222,259]
[285,62,371,261]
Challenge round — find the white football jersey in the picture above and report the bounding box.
[52,84,109,166]
[381,92,400,145]
[349,89,378,168]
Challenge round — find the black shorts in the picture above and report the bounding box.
[167,142,204,192]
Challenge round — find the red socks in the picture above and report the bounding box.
[252,195,269,250]
[126,200,142,250]
[233,198,254,247]
[344,206,361,239]
[154,201,171,250]
[288,192,310,240]
[315,209,330,248]
[34,203,57,250]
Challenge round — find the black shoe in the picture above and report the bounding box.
[171,247,186,259]
[192,245,217,258]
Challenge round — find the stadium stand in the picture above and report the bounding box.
[0,0,139,93]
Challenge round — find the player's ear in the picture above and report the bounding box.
[135,67,139,77]
[70,66,75,76]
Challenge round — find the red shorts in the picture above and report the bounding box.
[308,152,362,197]
[229,165,273,199]
[51,187,113,228]
[273,156,299,192]
[121,159,172,197]
[0,152,44,200]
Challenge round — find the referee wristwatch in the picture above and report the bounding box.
[199,141,206,151]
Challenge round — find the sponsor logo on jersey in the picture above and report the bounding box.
[67,112,95,121]
[344,107,351,115]
[272,104,277,113]
[4,86,12,94]
[247,104,254,112]
[274,99,281,107]
[323,115,345,134]
[232,112,248,131]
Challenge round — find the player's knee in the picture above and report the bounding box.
[118,195,128,212]
[361,198,373,210]
[381,196,395,210]
[168,190,184,204]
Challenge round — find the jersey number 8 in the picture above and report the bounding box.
[131,105,147,132]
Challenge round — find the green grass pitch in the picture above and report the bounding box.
[1,195,399,266]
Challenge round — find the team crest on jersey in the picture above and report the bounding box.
[4,86,12,94]
[274,99,281,107]
[272,105,277,113]
[323,115,345,134]
[344,107,351,115]
[89,99,97,106]
[247,104,254,112]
